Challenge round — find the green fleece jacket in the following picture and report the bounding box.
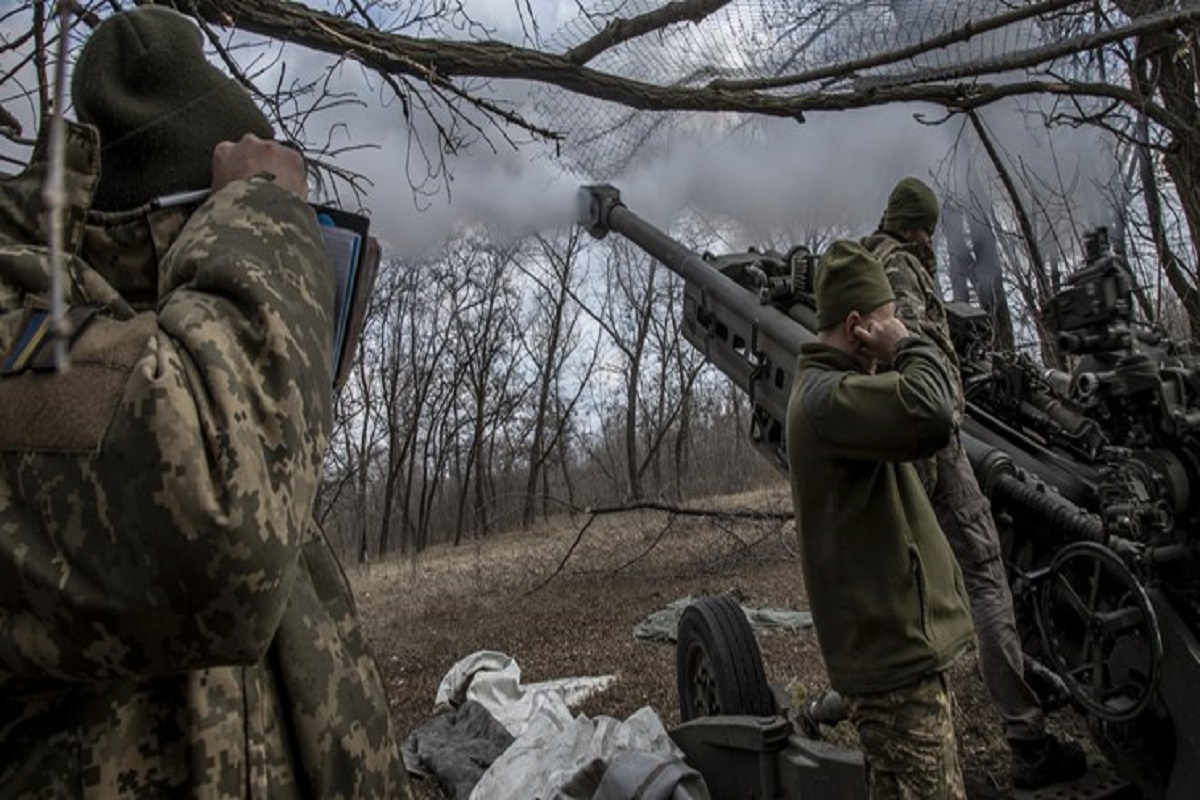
[786,337,973,694]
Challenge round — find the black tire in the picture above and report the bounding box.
[676,595,775,721]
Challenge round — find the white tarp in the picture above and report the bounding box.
[471,705,692,799]
[435,650,616,738]
[429,651,709,800]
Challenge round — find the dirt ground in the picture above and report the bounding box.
[351,486,1097,799]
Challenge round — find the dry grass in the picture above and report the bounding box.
[350,486,1094,799]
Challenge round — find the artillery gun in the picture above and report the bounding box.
[578,184,1200,799]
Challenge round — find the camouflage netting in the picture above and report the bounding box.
[532,0,1082,178]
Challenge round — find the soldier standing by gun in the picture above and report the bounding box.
[863,177,1087,790]
[787,240,974,799]
[0,7,407,796]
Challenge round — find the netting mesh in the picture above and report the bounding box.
[532,0,1074,178]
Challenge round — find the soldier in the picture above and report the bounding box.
[787,240,974,799]
[0,7,409,797]
[863,177,1087,789]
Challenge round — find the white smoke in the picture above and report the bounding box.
[611,106,959,237]
[0,0,1124,264]
[335,87,1121,263]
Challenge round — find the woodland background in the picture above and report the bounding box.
[3,0,1199,559]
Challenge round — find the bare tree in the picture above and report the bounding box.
[589,237,660,498]
[575,234,709,500]
[367,254,471,555]
[444,238,522,543]
[13,0,1200,560]
[1116,0,1200,338]
[9,1,1200,333]
[654,270,707,497]
[516,228,600,528]
[317,344,385,562]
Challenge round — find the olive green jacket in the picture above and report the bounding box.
[0,122,406,797]
[786,337,973,694]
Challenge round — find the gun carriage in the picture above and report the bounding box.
[578,184,1200,799]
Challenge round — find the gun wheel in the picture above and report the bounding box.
[1036,541,1163,722]
[676,595,774,722]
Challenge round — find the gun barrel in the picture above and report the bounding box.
[581,183,815,350]
[580,200,1200,794]
[581,182,1106,541]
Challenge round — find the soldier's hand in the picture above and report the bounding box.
[211,134,308,200]
[853,317,908,362]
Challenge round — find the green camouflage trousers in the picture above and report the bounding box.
[933,431,1044,743]
[845,672,966,800]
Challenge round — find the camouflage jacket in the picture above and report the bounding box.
[786,338,972,695]
[863,231,964,492]
[0,122,406,798]
[861,231,964,417]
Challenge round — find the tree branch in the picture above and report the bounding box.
[566,0,732,65]
[167,1,1183,131]
[967,109,1049,299]
[525,499,792,593]
[850,4,1200,91]
[710,0,1086,92]
[943,80,1181,132]
[302,14,565,142]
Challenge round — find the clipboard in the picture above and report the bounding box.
[312,204,380,389]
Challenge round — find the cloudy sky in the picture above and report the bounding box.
[301,0,1121,258]
[0,0,1121,259]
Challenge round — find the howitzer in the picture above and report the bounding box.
[579,184,1200,799]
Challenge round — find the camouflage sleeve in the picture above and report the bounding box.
[882,251,927,336]
[2,177,334,682]
[882,252,947,491]
[0,123,99,252]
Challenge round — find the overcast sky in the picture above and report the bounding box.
[310,0,1121,259]
[0,0,1122,260]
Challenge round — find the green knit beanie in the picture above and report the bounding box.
[881,177,939,235]
[815,240,896,329]
[71,6,273,211]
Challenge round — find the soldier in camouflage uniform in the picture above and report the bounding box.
[863,177,1086,790]
[787,240,973,799]
[0,8,409,797]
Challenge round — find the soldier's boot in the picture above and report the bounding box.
[1011,734,1088,790]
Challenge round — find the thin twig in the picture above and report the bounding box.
[711,0,1086,91]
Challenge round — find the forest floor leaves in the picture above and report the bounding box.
[352,485,1096,799]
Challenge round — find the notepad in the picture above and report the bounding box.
[151,189,379,389]
[313,204,378,388]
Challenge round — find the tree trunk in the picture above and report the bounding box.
[1121,1,1200,338]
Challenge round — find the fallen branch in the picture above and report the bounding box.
[526,500,792,594]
